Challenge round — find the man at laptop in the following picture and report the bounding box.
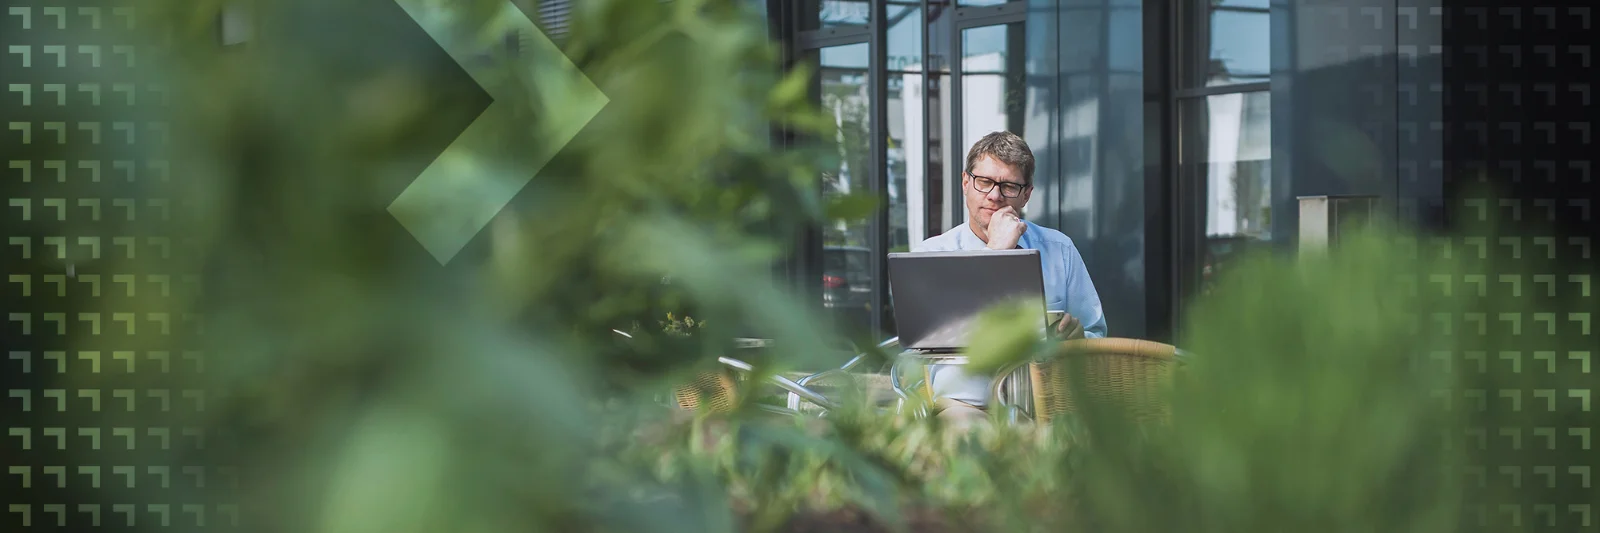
[912,131,1107,425]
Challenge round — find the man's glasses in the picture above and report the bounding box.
[968,173,1029,198]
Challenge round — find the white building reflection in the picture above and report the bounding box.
[1203,92,1272,239]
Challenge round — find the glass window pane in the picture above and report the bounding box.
[801,0,871,31]
[1179,91,1272,298]
[959,23,1028,214]
[883,2,921,336]
[887,3,919,253]
[812,43,876,337]
[1181,3,1270,88]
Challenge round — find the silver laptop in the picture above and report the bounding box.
[887,249,1048,352]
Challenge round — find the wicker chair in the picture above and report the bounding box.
[991,337,1188,424]
[673,368,741,413]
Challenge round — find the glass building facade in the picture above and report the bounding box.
[764,0,1443,343]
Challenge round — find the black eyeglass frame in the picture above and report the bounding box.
[965,172,1032,198]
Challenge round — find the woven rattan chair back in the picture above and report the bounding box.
[1029,338,1180,424]
[673,370,739,413]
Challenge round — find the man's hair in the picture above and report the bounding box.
[964,131,1035,185]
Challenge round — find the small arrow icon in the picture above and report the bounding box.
[389,0,608,264]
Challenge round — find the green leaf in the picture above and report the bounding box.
[962,300,1045,377]
[769,63,814,110]
[823,191,881,224]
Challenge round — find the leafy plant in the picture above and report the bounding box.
[608,205,1589,533]
[52,0,1590,531]
[661,312,706,337]
[92,1,853,533]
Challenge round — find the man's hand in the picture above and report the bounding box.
[1052,312,1085,340]
[985,206,1027,250]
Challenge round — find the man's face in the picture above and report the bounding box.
[963,155,1032,229]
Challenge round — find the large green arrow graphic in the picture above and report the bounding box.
[389,0,608,264]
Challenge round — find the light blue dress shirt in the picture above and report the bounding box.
[910,220,1107,404]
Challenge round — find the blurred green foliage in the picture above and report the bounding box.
[95,1,852,532]
[50,1,1593,532]
[611,213,1593,533]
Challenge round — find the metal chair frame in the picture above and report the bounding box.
[635,328,1196,423]
[624,329,887,416]
[784,336,902,412]
[888,352,1035,422]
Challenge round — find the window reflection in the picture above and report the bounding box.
[960,23,1027,217]
[1181,91,1272,296]
[881,2,921,336]
[802,0,871,30]
[1182,1,1270,87]
[886,3,919,253]
[813,43,876,337]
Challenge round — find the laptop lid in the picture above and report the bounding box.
[887,249,1048,351]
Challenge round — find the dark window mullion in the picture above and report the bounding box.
[798,27,871,49]
[1213,5,1269,14]
[954,13,1026,29]
[948,3,963,226]
[1167,0,1189,335]
[870,0,889,338]
[952,2,1026,27]
[1176,82,1272,99]
[921,0,935,240]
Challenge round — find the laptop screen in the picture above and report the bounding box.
[886,249,1048,351]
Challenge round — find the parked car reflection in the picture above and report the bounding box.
[823,245,876,335]
[823,245,872,308]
